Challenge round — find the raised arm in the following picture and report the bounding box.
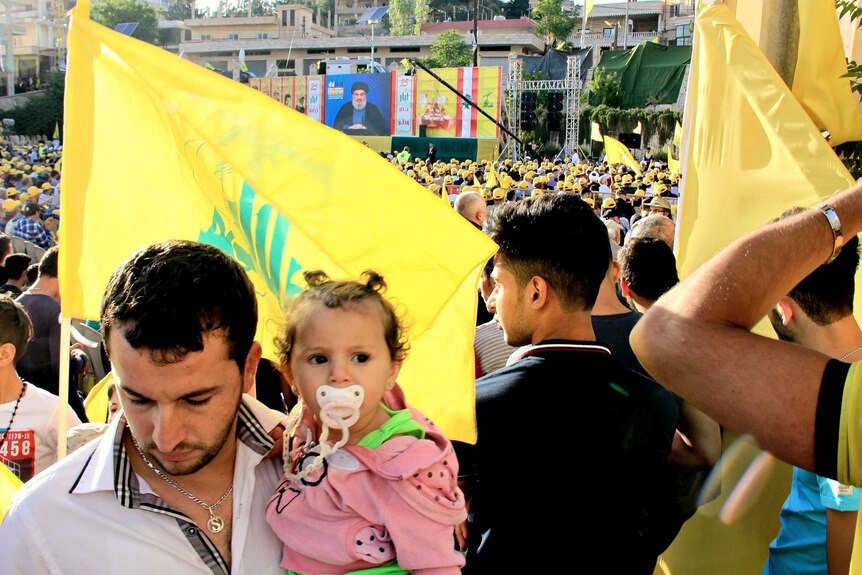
[631,182,862,471]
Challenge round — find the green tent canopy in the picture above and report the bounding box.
[591,42,692,108]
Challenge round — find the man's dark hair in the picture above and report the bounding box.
[618,238,679,302]
[0,295,32,364]
[100,241,258,370]
[486,194,610,311]
[25,263,37,285]
[4,253,31,280]
[0,234,11,258]
[505,190,516,202]
[775,207,861,324]
[38,245,58,278]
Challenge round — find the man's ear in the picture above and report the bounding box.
[529,276,550,308]
[775,298,794,326]
[620,277,631,298]
[611,261,621,284]
[242,341,263,394]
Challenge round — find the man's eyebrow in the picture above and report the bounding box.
[119,384,221,402]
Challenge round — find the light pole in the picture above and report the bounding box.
[623,0,629,50]
[368,17,380,65]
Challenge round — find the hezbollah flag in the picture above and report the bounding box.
[61,0,497,442]
[603,136,642,176]
[416,66,501,139]
[675,4,852,281]
[663,5,854,575]
[791,0,862,146]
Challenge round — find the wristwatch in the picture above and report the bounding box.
[813,201,844,264]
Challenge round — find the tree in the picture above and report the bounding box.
[1,70,65,137]
[164,0,206,20]
[503,0,530,19]
[223,0,277,17]
[387,0,413,36]
[90,0,160,44]
[413,0,430,34]
[532,0,579,50]
[588,68,623,108]
[429,30,472,67]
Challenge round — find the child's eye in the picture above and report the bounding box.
[352,353,370,363]
[309,355,328,365]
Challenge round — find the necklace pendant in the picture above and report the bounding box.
[207,514,225,534]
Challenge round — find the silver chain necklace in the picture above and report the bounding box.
[840,344,862,362]
[130,434,233,534]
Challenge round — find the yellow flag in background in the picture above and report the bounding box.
[61,0,497,442]
[633,120,642,135]
[52,122,59,140]
[673,121,682,148]
[667,144,679,174]
[791,0,862,147]
[584,0,594,17]
[591,121,603,142]
[603,136,642,176]
[83,372,113,424]
[484,165,497,189]
[0,463,22,526]
[666,8,854,572]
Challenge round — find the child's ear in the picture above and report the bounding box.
[0,342,16,367]
[386,360,402,390]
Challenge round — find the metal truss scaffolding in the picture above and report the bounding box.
[500,54,583,163]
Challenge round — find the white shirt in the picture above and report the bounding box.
[0,383,81,482]
[0,394,285,575]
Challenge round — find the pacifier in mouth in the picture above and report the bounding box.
[317,384,365,429]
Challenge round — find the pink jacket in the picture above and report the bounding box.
[266,385,466,575]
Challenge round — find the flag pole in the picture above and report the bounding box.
[57,316,71,460]
[580,1,587,49]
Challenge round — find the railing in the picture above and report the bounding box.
[574,30,660,47]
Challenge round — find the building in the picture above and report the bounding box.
[178,10,545,79]
[574,1,695,49]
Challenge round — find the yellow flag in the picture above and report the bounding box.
[484,165,497,189]
[667,9,854,572]
[603,136,642,176]
[790,0,862,147]
[584,0,594,17]
[667,144,679,175]
[61,0,497,442]
[633,120,642,135]
[591,121,602,142]
[673,121,682,147]
[83,372,114,424]
[52,122,59,140]
[676,4,852,280]
[0,463,22,526]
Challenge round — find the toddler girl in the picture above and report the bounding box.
[265,270,466,575]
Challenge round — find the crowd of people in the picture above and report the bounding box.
[1,131,861,575]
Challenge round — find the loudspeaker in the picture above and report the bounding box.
[547,92,564,112]
[521,92,537,112]
[617,132,641,149]
[418,124,427,137]
[547,112,562,131]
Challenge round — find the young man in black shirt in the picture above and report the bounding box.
[457,194,681,574]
